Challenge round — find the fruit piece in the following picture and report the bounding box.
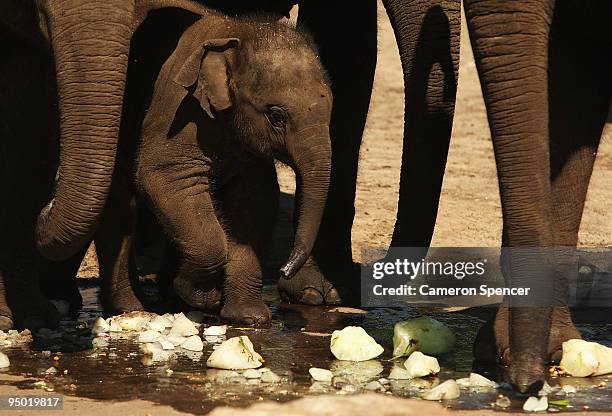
[422,379,460,400]
[330,326,384,361]
[560,339,612,377]
[206,336,264,370]
[392,317,455,358]
[309,367,333,382]
[523,396,548,412]
[403,351,440,378]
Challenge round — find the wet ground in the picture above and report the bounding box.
[1,280,612,414]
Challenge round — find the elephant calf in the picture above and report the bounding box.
[102,10,332,325]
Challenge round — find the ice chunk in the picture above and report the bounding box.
[309,367,333,382]
[422,379,460,400]
[560,339,612,377]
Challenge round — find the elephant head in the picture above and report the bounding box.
[33,0,212,261]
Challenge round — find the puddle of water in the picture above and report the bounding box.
[1,281,611,414]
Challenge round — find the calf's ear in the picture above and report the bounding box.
[173,38,240,118]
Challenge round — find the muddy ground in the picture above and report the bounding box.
[4,3,612,415]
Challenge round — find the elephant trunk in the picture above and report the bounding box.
[280,125,331,279]
[35,0,135,260]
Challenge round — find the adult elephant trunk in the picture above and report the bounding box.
[464,0,555,393]
[35,0,209,261]
[280,125,332,279]
[35,0,135,260]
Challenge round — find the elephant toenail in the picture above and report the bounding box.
[299,288,324,305]
[324,288,342,305]
[0,316,13,331]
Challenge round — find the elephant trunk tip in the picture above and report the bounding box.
[35,199,87,261]
[279,239,309,279]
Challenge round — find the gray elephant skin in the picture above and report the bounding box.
[98,12,332,326]
[459,0,612,393]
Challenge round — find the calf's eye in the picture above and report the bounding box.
[266,106,287,127]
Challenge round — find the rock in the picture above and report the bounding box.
[243,369,262,379]
[206,336,264,370]
[422,379,460,400]
[560,339,612,377]
[330,326,384,361]
[181,335,204,352]
[92,317,110,336]
[364,381,385,392]
[330,360,383,382]
[203,325,227,336]
[403,352,440,378]
[389,364,412,380]
[138,330,162,343]
[392,317,456,358]
[169,314,199,337]
[208,394,450,416]
[309,367,333,382]
[0,351,9,368]
[261,370,281,383]
[523,396,548,412]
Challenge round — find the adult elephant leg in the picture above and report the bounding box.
[465,0,555,393]
[545,1,612,361]
[281,0,377,305]
[39,246,87,314]
[0,14,60,330]
[383,0,461,248]
[219,162,279,326]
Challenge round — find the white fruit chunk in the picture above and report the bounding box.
[403,351,440,378]
[141,342,174,362]
[309,367,333,382]
[393,317,455,358]
[169,314,199,337]
[422,379,460,400]
[560,339,612,377]
[206,336,264,370]
[330,326,384,361]
[181,335,204,352]
[523,396,548,412]
[138,330,162,343]
[389,364,412,380]
[92,317,110,336]
[203,325,227,336]
[0,351,9,368]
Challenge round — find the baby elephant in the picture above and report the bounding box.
[133,13,332,324]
